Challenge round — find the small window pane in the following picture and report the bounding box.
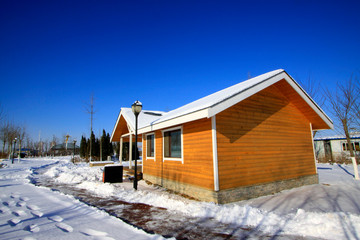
[170,130,181,158]
[164,132,170,157]
[355,142,360,151]
[164,129,181,158]
[146,134,154,157]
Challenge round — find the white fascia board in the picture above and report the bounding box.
[207,72,286,118]
[138,108,209,134]
[110,109,123,142]
[207,72,334,130]
[282,73,334,130]
[122,113,135,133]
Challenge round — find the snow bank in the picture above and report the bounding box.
[41,161,360,239]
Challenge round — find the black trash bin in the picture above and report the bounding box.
[103,165,123,183]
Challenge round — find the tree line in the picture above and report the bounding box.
[79,129,114,161]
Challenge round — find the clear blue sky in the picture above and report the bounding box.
[1,0,359,143]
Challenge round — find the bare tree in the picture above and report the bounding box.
[0,121,10,153]
[51,135,58,148]
[17,125,27,158]
[5,122,20,157]
[353,75,360,128]
[299,75,325,108]
[43,139,49,155]
[85,93,95,161]
[325,76,359,157]
[299,75,325,137]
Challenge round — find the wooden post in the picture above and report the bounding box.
[119,137,123,165]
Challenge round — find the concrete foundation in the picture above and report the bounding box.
[143,173,319,204]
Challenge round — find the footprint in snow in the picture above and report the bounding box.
[10,193,20,199]
[48,215,63,222]
[12,209,27,217]
[24,224,40,233]
[0,206,10,213]
[31,210,44,218]
[8,218,21,226]
[27,204,40,211]
[56,222,73,232]
[20,196,30,201]
[80,228,110,237]
[16,201,27,207]
[3,200,15,207]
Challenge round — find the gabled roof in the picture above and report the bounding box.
[111,69,333,141]
[110,108,166,142]
[138,69,333,133]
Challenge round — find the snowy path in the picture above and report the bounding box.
[0,158,165,240]
[30,163,273,239]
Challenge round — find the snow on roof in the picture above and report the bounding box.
[111,69,332,138]
[120,108,166,131]
[149,69,284,126]
[314,133,360,141]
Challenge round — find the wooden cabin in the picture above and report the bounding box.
[111,69,333,203]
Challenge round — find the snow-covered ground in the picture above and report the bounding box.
[0,157,166,240]
[1,157,360,239]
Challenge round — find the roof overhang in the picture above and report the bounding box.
[138,70,333,134]
[110,109,132,142]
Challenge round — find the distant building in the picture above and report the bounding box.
[314,134,360,162]
[50,143,79,156]
[15,148,38,157]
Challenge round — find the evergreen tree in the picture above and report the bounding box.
[90,131,96,158]
[79,135,87,158]
[107,133,113,157]
[94,137,100,158]
[101,129,107,160]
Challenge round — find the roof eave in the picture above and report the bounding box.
[207,71,333,130]
[138,108,209,134]
[110,109,122,142]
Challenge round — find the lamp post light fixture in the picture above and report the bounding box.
[131,100,142,190]
[12,138,17,164]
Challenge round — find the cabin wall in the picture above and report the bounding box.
[216,85,317,190]
[142,118,214,191]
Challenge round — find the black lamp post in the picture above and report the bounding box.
[131,100,142,190]
[12,138,17,164]
[73,139,77,161]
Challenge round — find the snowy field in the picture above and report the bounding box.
[1,157,360,239]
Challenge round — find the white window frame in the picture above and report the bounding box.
[162,126,184,163]
[145,132,156,161]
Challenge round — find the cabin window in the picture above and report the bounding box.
[355,142,360,151]
[163,127,183,161]
[342,142,359,151]
[146,134,155,158]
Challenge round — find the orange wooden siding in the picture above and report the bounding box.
[216,84,316,190]
[112,116,130,142]
[143,118,215,190]
[274,79,329,130]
